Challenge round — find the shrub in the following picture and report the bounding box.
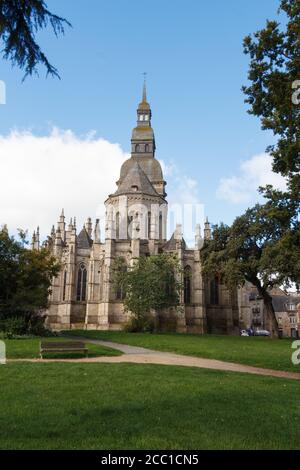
[0,316,27,338]
[123,316,155,333]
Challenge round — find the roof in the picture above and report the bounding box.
[163,232,187,251]
[114,160,159,197]
[77,227,92,249]
[272,295,300,312]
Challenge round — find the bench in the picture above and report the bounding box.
[40,341,88,359]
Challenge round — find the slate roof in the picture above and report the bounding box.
[114,160,159,197]
[272,295,300,312]
[77,227,92,249]
[164,232,187,251]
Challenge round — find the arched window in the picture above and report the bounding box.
[145,144,149,152]
[135,144,140,153]
[62,270,67,301]
[210,276,219,305]
[116,212,120,239]
[159,212,163,240]
[184,266,192,304]
[116,264,127,301]
[76,263,87,301]
[128,215,133,239]
[147,211,151,239]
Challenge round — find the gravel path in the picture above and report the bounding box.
[8,336,300,380]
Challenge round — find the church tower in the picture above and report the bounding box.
[105,80,167,244]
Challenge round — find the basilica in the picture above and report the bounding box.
[32,84,240,334]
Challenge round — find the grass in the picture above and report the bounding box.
[63,330,299,372]
[3,337,121,359]
[0,362,299,450]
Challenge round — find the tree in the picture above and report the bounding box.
[201,202,300,337]
[112,254,183,331]
[0,0,71,78]
[243,0,300,205]
[0,227,60,332]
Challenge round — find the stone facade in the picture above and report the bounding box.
[33,84,240,334]
[238,282,300,337]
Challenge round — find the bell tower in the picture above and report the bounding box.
[131,77,156,158]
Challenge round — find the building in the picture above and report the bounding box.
[238,282,300,337]
[32,83,240,334]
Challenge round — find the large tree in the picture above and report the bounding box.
[201,202,300,337]
[0,227,59,331]
[203,0,300,336]
[243,0,300,205]
[0,0,71,78]
[112,254,182,332]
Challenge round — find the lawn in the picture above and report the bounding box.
[3,337,121,359]
[0,362,299,450]
[63,330,299,372]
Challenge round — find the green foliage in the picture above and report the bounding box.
[0,227,60,335]
[112,254,183,331]
[243,0,300,180]
[201,202,300,335]
[0,0,71,79]
[0,316,27,338]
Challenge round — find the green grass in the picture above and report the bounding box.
[4,337,121,359]
[0,362,299,449]
[63,330,299,372]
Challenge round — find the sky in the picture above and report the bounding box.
[0,0,287,244]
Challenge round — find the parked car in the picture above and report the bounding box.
[240,330,249,337]
[254,329,271,337]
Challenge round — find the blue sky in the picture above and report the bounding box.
[0,0,286,237]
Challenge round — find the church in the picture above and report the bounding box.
[32,83,240,334]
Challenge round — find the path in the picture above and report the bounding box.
[9,336,300,380]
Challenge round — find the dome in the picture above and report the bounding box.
[119,156,163,184]
[138,100,150,110]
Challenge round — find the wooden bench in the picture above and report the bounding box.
[40,341,88,359]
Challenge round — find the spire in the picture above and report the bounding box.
[94,218,101,243]
[142,72,147,102]
[85,217,92,238]
[204,217,211,240]
[195,224,203,250]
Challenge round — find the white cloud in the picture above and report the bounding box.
[216,153,287,204]
[0,128,205,247]
[0,128,129,238]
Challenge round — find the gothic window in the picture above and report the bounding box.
[210,276,219,305]
[116,263,127,301]
[62,270,67,301]
[116,212,120,239]
[184,266,192,305]
[76,263,87,301]
[128,215,133,239]
[135,144,140,152]
[144,115,149,121]
[159,212,163,240]
[148,211,151,239]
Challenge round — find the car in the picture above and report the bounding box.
[254,329,271,337]
[240,330,249,337]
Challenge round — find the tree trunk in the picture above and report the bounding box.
[263,296,279,338]
[249,278,279,338]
